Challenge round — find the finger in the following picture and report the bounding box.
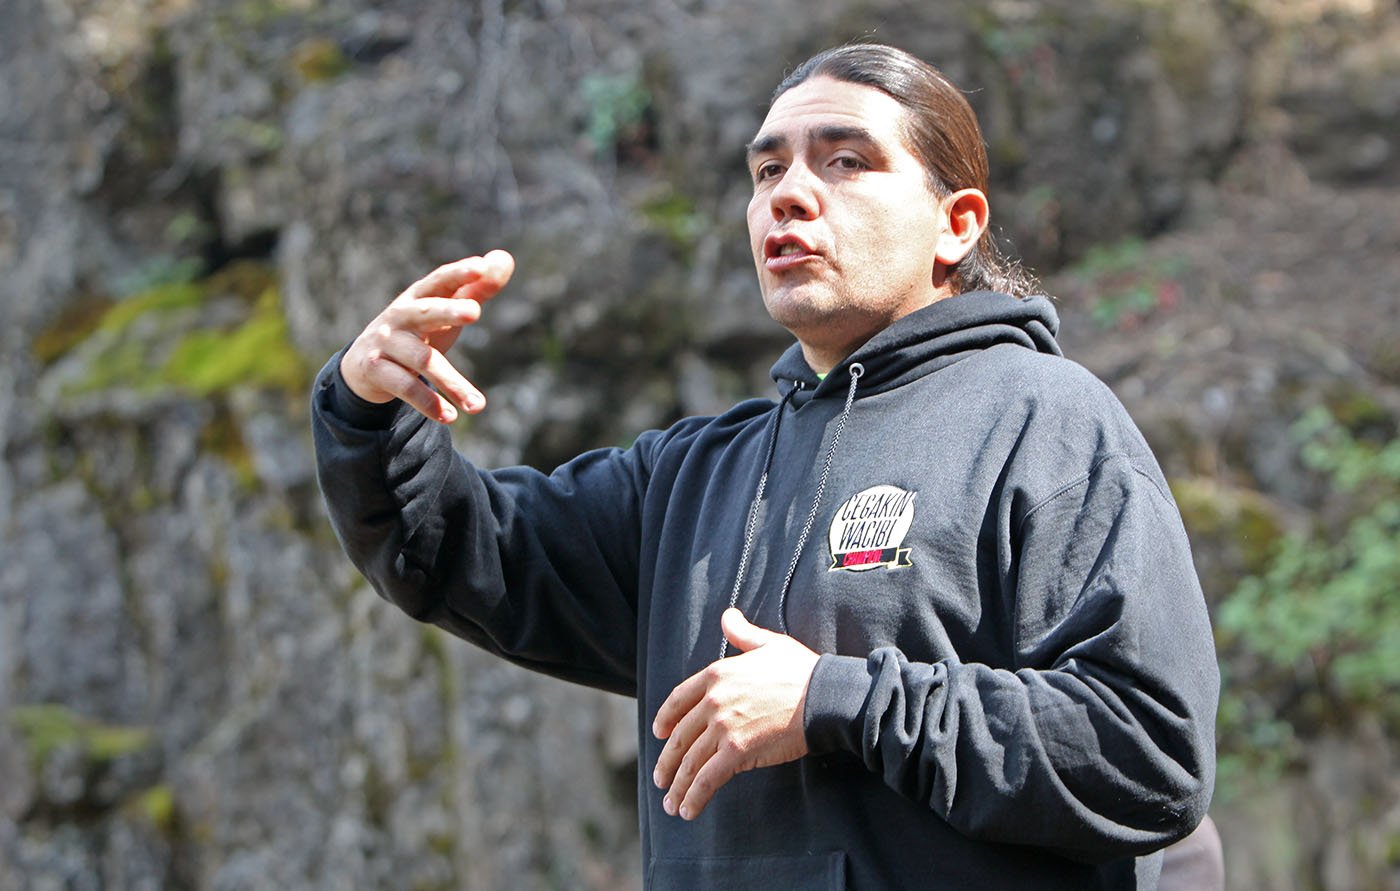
[371,330,484,414]
[653,700,710,790]
[403,256,486,301]
[406,250,514,302]
[674,730,734,821]
[451,249,514,304]
[721,608,784,654]
[385,297,483,333]
[361,349,459,424]
[420,343,485,413]
[665,726,721,819]
[653,667,711,740]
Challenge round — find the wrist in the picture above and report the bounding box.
[328,353,401,430]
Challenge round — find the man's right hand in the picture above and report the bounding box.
[340,249,515,424]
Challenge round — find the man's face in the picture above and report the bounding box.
[746,77,948,371]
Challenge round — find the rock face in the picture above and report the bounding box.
[2,1,1397,889]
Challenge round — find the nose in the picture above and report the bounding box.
[769,162,819,222]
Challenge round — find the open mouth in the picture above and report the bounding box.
[765,234,817,261]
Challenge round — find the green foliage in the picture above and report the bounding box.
[1215,407,1400,789]
[642,190,705,253]
[9,704,152,769]
[1067,238,1187,330]
[580,72,651,157]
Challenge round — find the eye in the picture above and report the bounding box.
[754,161,784,183]
[831,154,868,172]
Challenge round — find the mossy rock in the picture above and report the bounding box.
[1171,476,1286,575]
[56,261,311,400]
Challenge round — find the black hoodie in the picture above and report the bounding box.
[312,291,1218,890]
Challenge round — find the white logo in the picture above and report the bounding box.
[828,485,917,572]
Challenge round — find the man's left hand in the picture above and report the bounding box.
[651,608,819,820]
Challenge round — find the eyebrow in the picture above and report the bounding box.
[745,124,882,163]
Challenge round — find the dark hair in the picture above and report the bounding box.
[774,44,1038,297]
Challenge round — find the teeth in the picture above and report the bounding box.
[777,243,802,256]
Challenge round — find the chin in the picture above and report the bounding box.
[763,285,845,328]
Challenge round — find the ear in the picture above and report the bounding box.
[933,188,989,268]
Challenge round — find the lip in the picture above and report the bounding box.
[763,232,821,271]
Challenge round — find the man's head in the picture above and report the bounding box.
[746,44,1035,371]
[773,44,1037,301]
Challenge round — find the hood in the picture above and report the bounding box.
[769,291,1061,405]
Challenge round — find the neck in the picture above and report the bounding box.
[795,286,959,374]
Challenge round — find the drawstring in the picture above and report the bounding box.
[720,363,864,658]
[776,362,862,634]
[719,383,799,660]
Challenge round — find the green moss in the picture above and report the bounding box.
[420,625,459,734]
[215,117,284,154]
[426,832,456,858]
[1324,387,1390,434]
[539,332,567,368]
[9,704,152,768]
[641,191,704,253]
[1143,4,1220,101]
[163,287,309,396]
[129,784,176,833]
[291,37,350,82]
[1171,477,1284,573]
[100,280,206,338]
[67,265,310,401]
[229,0,300,27]
[33,294,116,365]
[201,407,257,488]
[204,259,279,304]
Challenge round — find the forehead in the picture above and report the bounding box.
[753,76,910,148]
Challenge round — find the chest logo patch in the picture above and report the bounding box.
[828,485,917,572]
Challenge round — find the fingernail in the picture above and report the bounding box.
[679,806,691,820]
[464,394,483,411]
[441,406,457,423]
[652,768,663,788]
[663,796,675,816]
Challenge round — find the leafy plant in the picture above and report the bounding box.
[1215,407,1400,787]
[1067,238,1186,330]
[580,72,651,158]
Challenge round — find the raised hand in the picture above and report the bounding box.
[340,249,515,424]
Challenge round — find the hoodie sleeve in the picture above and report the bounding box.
[311,353,648,697]
[803,453,1218,863]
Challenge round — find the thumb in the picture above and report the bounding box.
[722,608,783,653]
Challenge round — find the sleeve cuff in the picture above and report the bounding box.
[803,653,873,756]
[319,352,403,431]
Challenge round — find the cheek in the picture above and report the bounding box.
[745,200,766,252]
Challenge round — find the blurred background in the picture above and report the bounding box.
[1,0,1397,888]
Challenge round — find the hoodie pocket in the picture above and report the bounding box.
[647,851,846,890]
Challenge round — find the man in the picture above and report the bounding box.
[313,44,1218,890]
